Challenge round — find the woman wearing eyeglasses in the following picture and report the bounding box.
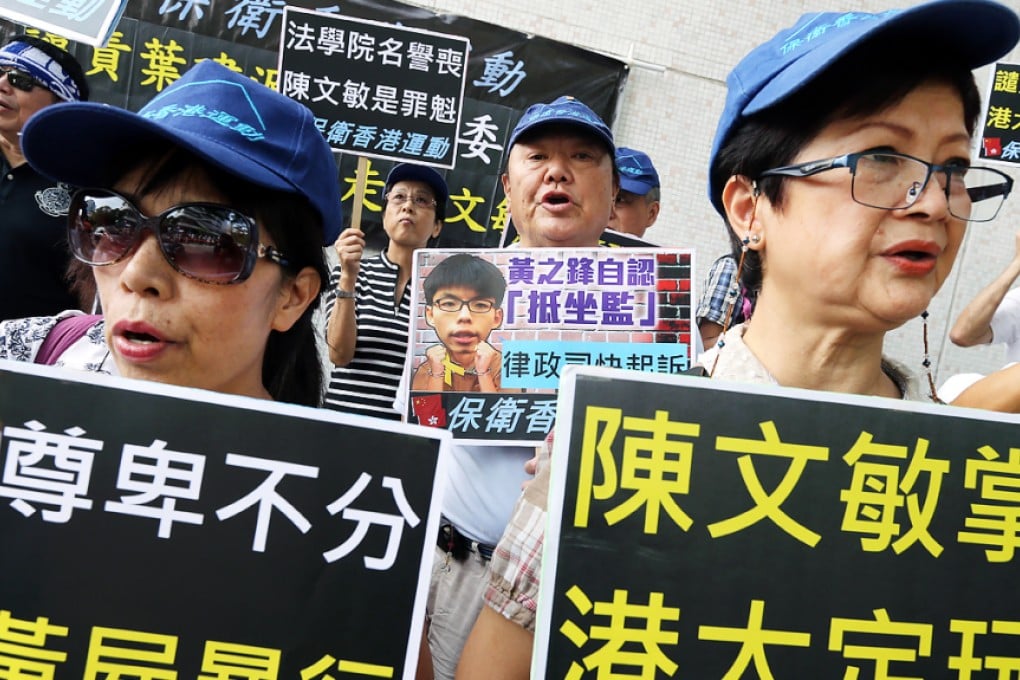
[456,1,1020,677]
[699,0,1017,402]
[324,163,447,419]
[0,60,340,407]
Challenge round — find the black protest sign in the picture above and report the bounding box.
[979,62,1020,164]
[0,362,448,680]
[114,0,625,117]
[537,367,1020,677]
[279,7,470,168]
[0,0,626,248]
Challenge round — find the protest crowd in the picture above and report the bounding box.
[2,0,1020,678]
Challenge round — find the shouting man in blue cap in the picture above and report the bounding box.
[608,146,661,239]
[420,94,618,680]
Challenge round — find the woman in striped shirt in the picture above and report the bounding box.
[324,163,448,419]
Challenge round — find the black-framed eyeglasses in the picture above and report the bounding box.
[758,150,1014,223]
[0,66,41,93]
[69,188,290,285]
[430,296,496,313]
[386,191,437,210]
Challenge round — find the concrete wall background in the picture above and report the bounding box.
[410,0,1020,388]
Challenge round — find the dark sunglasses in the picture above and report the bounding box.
[0,66,41,92]
[68,188,290,285]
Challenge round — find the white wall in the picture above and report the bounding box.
[412,0,1020,387]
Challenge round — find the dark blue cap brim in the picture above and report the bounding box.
[619,177,656,195]
[708,0,1020,215]
[23,100,343,244]
[746,1,1019,118]
[24,103,297,194]
[508,118,615,155]
[385,163,449,205]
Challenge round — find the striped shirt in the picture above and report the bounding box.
[324,252,411,420]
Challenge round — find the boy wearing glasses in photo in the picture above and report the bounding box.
[0,34,90,321]
[412,253,507,393]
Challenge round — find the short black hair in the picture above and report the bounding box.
[6,34,89,101]
[424,253,506,306]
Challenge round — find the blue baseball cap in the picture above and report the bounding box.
[707,0,1020,215]
[616,147,660,195]
[22,60,343,244]
[385,163,449,210]
[507,95,614,154]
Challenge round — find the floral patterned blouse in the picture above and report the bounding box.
[0,311,117,374]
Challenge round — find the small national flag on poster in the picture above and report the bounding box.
[412,394,447,428]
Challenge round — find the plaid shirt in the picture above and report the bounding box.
[483,442,551,632]
[696,254,747,326]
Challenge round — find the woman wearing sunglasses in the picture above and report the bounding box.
[457,1,1020,676]
[0,60,341,407]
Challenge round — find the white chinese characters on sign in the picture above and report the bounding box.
[0,421,420,571]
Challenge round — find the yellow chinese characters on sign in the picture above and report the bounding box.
[0,609,69,679]
[537,368,1020,677]
[573,407,698,534]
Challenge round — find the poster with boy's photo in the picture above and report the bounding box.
[401,248,696,445]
